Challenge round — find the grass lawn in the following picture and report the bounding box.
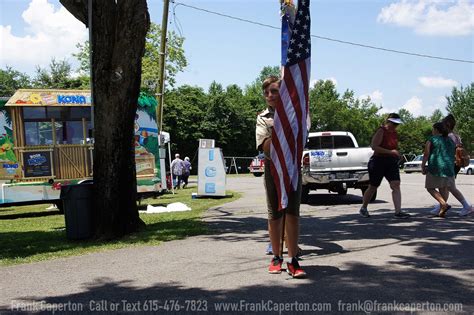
[0,187,240,266]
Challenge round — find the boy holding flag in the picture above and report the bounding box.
[256,0,311,278]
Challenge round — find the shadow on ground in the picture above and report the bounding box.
[204,205,474,271]
[303,191,388,206]
[0,210,60,220]
[2,261,470,313]
[193,205,473,312]
[1,204,472,313]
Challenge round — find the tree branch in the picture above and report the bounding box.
[60,0,88,26]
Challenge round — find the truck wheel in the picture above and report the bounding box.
[301,186,310,203]
[253,172,263,177]
[468,169,472,175]
[337,188,348,195]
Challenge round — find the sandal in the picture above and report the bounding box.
[439,204,451,218]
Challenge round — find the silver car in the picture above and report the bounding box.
[404,155,423,173]
[459,159,474,175]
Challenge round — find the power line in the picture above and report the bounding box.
[172,1,473,64]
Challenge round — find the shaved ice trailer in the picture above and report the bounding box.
[0,89,168,208]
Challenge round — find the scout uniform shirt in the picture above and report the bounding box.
[256,107,274,157]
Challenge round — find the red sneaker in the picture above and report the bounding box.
[286,258,306,278]
[268,256,283,274]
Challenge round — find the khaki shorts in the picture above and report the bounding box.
[425,173,455,189]
[264,160,301,220]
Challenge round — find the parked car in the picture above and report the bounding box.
[399,153,416,169]
[459,159,474,175]
[404,155,423,173]
[248,153,265,177]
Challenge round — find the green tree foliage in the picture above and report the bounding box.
[202,82,256,156]
[339,90,380,146]
[0,67,32,125]
[73,23,187,91]
[446,83,474,153]
[201,82,236,150]
[163,85,207,159]
[308,80,380,146]
[309,80,343,131]
[73,41,90,75]
[225,84,257,155]
[142,23,187,89]
[0,67,31,96]
[163,80,262,161]
[397,112,432,155]
[32,58,86,89]
[430,109,444,123]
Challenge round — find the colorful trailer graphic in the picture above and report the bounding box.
[0,89,166,204]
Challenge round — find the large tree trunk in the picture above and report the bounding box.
[61,0,150,239]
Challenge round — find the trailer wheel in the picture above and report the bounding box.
[253,172,263,177]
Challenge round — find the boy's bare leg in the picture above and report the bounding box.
[284,214,299,258]
[268,218,283,257]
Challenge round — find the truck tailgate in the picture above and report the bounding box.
[308,148,373,172]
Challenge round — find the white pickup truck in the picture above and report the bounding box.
[301,131,375,202]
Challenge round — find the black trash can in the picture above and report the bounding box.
[61,182,93,240]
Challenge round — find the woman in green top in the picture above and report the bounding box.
[422,122,456,217]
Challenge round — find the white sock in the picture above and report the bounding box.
[461,199,471,209]
[286,257,294,263]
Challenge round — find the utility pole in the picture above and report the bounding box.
[88,0,94,134]
[156,0,170,136]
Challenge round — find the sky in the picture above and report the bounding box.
[0,0,473,117]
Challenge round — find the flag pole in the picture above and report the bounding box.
[278,0,294,260]
[280,210,286,257]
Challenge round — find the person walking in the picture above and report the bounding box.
[256,76,306,278]
[430,114,473,216]
[423,122,472,217]
[170,153,184,189]
[359,113,410,219]
[181,157,192,189]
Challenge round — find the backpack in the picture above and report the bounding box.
[455,145,470,168]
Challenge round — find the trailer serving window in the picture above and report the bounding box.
[23,107,91,145]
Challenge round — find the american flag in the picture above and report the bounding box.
[271,0,311,210]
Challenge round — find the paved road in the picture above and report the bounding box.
[1,173,473,314]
